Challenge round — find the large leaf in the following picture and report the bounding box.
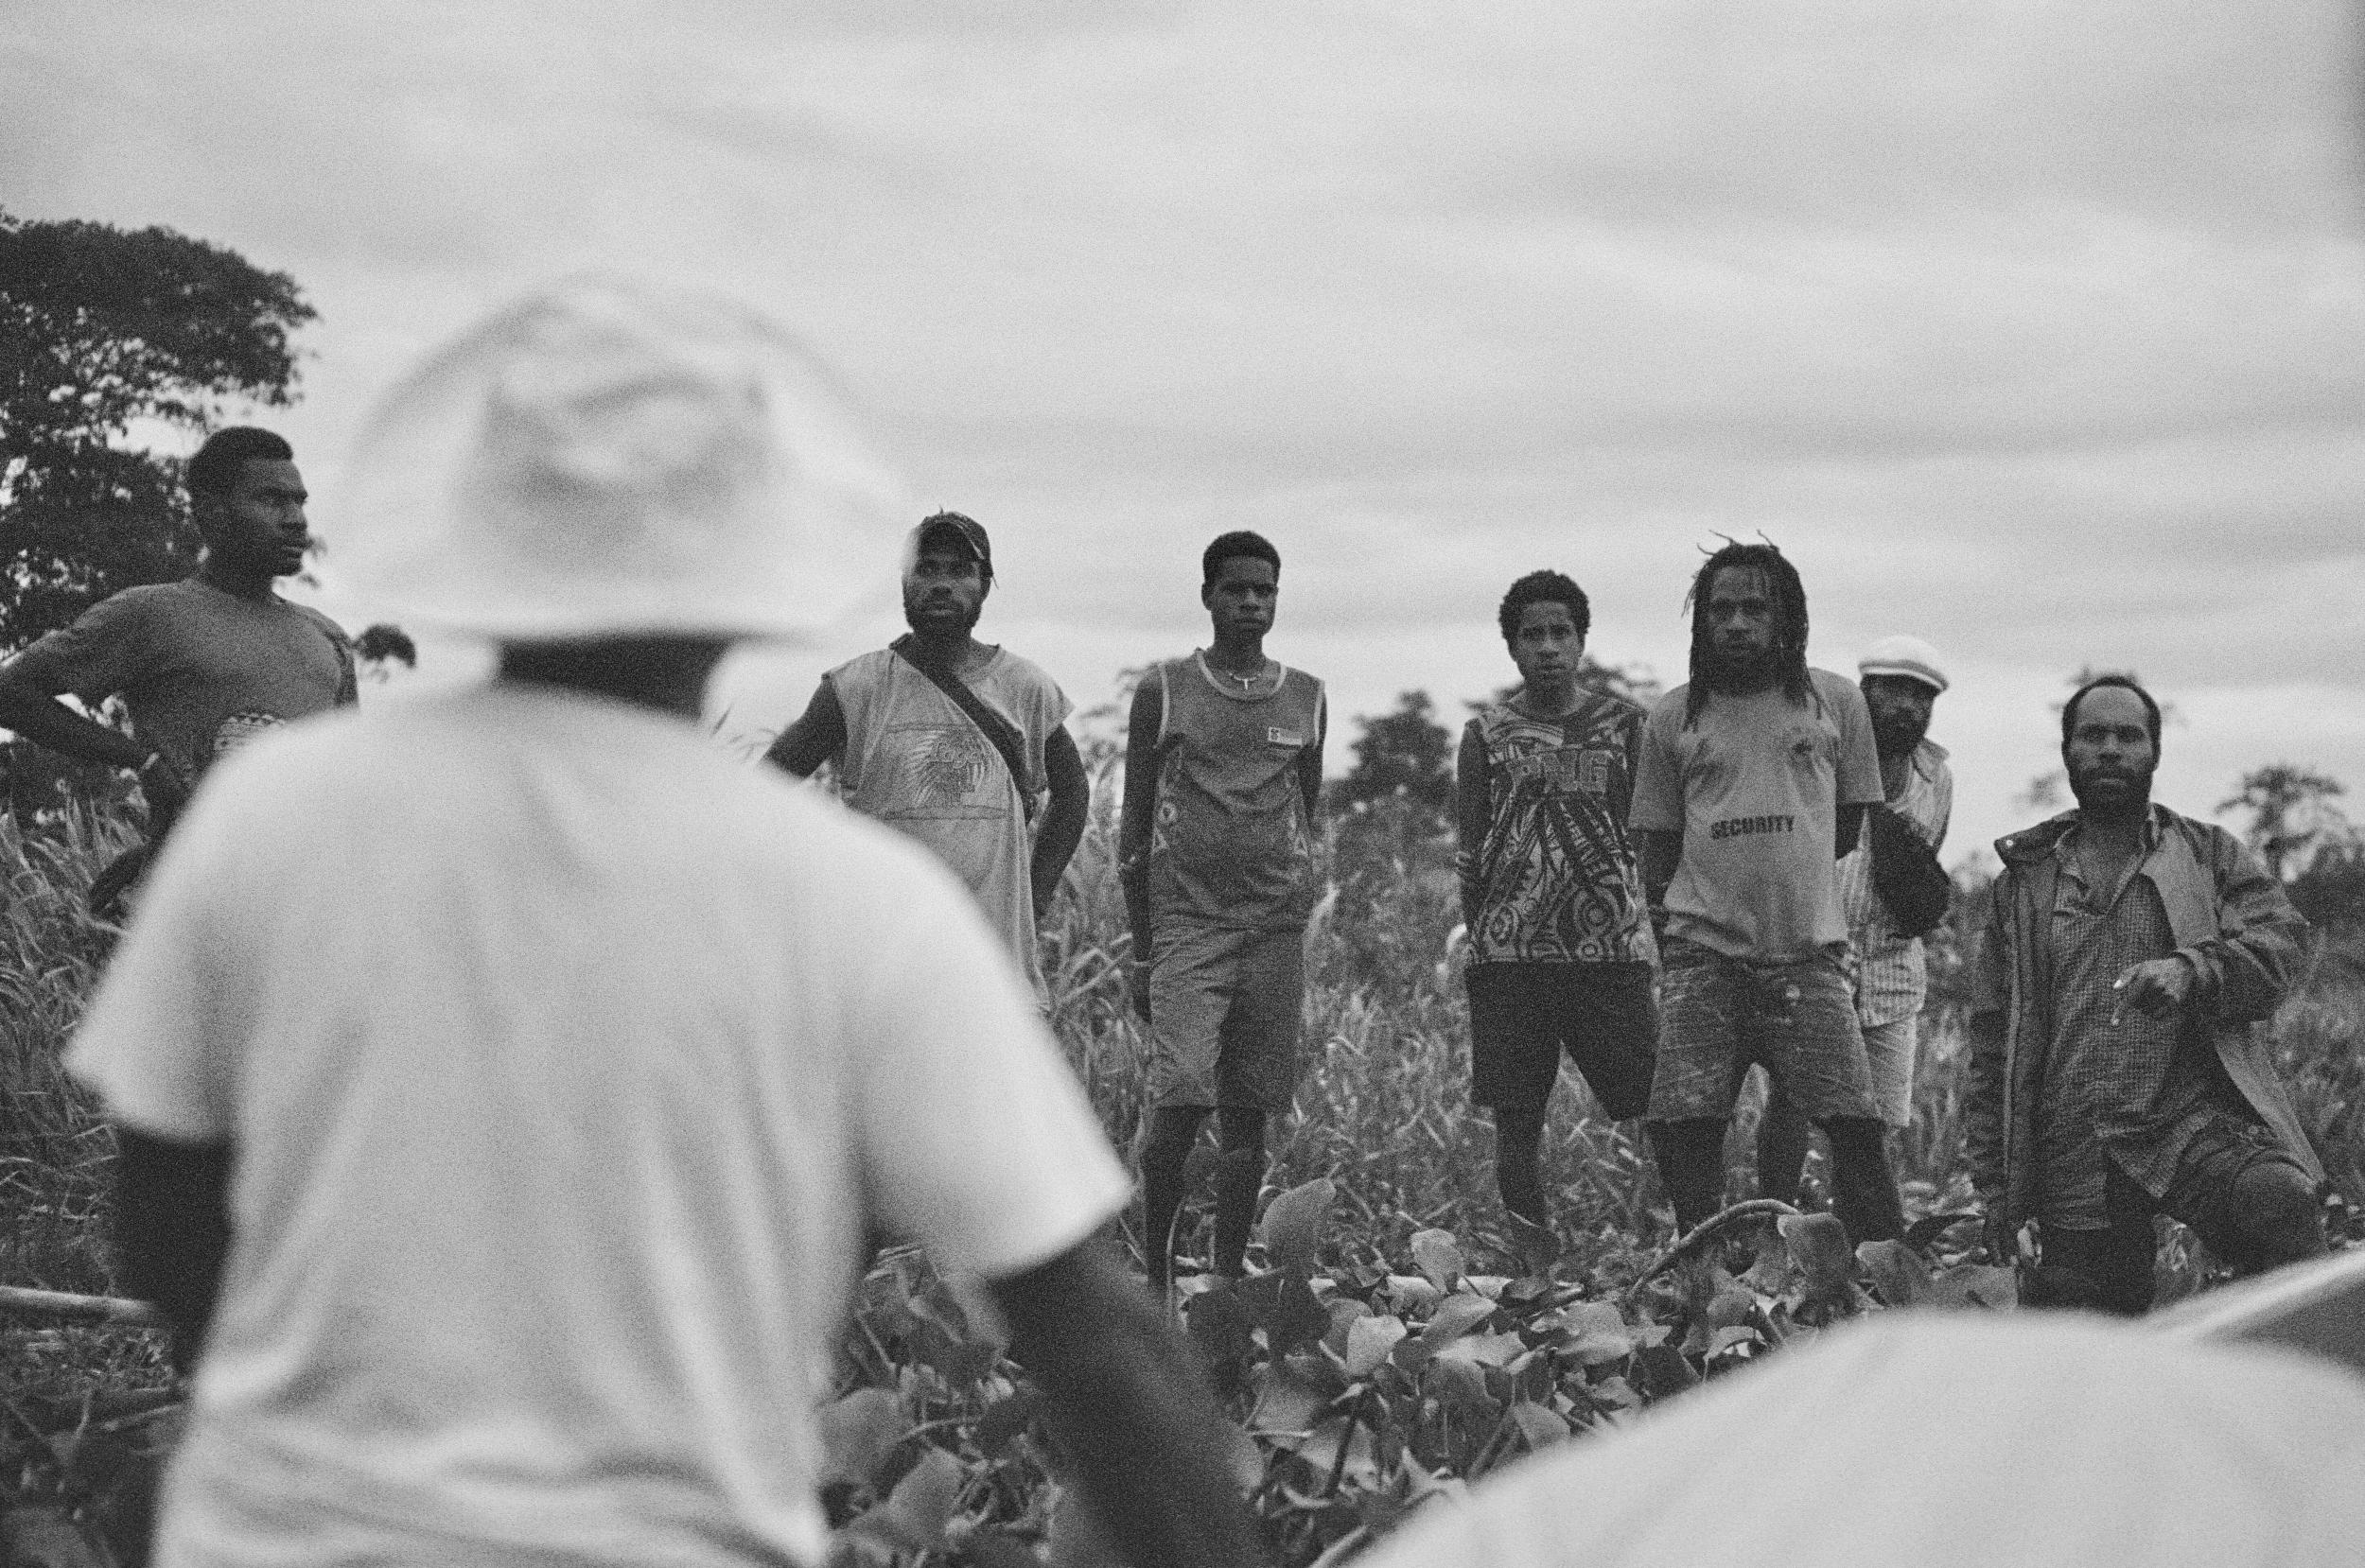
[1344,1313,1409,1376]
[1184,1283,1254,1396]
[1409,1228,1465,1292]
[1506,1400,1569,1451]
[1419,1292,1498,1346]
[1258,1177,1336,1276]
[1293,1416,1381,1489]
[1426,1353,1499,1417]
[1235,1268,1331,1356]
[1386,1273,1443,1315]
[1778,1212,1855,1293]
[1246,1364,1333,1437]
[882,1447,966,1550]
[1550,1301,1636,1366]
[816,1388,905,1489]
[1858,1239,1932,1307]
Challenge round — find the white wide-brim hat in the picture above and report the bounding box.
[327,275,905,642]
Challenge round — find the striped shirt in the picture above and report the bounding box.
[1836,739,1952,1025]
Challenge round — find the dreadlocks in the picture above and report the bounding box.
[1684,541,1811,727]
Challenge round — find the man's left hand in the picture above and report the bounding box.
[2111,956,2194,1020]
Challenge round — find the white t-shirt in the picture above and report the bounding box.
[67,684,1130,1568]
[1354,1313,2365,1568]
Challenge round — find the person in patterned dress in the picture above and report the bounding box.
[1455,570,1659,1230]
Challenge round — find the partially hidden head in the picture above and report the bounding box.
[333,274,904,648]
[1857,634,1949,758]
[1200,530,1281,642]
[1685,540,1809,719]
[2060,673,2162,818]
[188,427,309,580]
[901,511,991,636]
[1498,569,1590,690]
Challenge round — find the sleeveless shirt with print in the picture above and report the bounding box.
[1146,654,1325,930]
[1464,694,1656,965]
[826,647,1070,994]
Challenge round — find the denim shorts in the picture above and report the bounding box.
[1648,935,1880,1122]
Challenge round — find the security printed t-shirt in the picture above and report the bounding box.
[1457,691,1656,966]
[1834,739,1953,1025]
[827,646,1071,994]
[1628,668,1883,964]
[66,686,1130,1568]
[1144,653,1325,930]
[7,579,355,775]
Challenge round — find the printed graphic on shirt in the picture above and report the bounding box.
[1465,698,1653,965]
[212,710,287,759]
[881,723,998,814]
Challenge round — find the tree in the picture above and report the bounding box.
[1,206,315,651]
[1331,689,1455,834]
[2220,764,2352,882]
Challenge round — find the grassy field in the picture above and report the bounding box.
[4,774,2360,1566]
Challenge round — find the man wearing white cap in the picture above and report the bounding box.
[65,280,1252,1568]
[765,509,1087,1000]
[1759,635,1955,1206]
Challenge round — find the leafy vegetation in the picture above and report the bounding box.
[4,745,2360,1567]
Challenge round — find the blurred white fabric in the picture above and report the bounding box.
[1356,1311,2365,1568]
[328,275,904,642]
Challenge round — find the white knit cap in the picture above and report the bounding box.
[1858,634,1950,694]
[327,275,904,642]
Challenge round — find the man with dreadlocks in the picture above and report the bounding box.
[1627,542,1907,1246]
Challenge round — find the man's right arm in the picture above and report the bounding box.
[1636,829,1681,935]
[0,648,189,816]
[1118,678,1162,1016]
[762,680,847,778]
[0,656,149,772]
[990,1238,1256,1568]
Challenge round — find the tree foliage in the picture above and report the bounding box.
[0,206,315,651]
[1332,689,1455,830]
[2219,764,2350,882]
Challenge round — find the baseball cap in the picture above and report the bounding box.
[328,275,904,642]
[1858,635,1950,694]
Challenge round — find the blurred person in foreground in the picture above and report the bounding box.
[1121,531,1325,1291]
[765,509,1088,999]
[1968,673,2325,1314]
[0,426,355,901]
[1756,634,1955,1207]
[1628,541,1906,1246]
[1345,1308,2365,1568]
[67,278,1253,1568]
[1455,569,1658,1234]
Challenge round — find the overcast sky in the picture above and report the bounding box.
[7,0,2362,862]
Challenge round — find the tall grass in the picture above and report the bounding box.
[2,799,138,1295]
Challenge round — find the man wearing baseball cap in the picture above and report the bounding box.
[68,280,1251,1568]
[768,510,1088,999]
[1760,634,1955,1206]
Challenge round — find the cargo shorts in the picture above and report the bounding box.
[1144,920,1306,1111]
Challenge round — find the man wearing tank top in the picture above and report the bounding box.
[768,512,1089,999]
[1120,531,1326,1291]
